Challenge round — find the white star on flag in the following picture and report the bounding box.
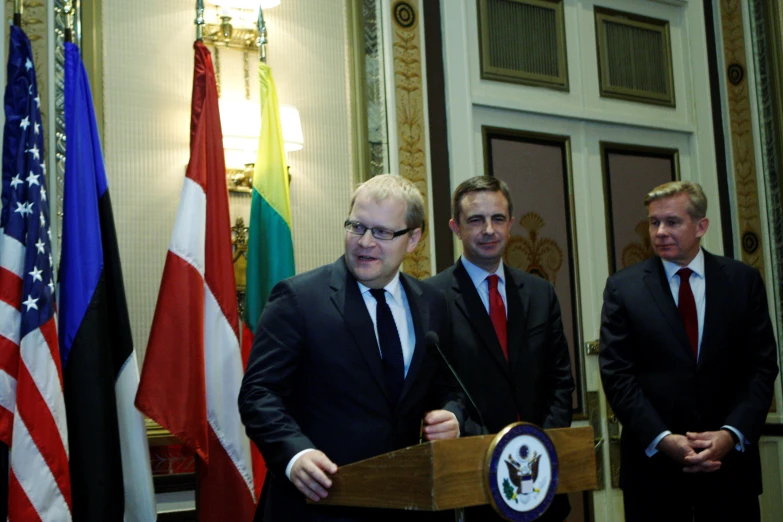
[14,201,33,216]
[41,186,47,201]
[26,171,40,186]
[10,174,22,188]
[26,144,40,159]
[48,280,55,294]
[29,266,43,283]
[41,161,46,175]
[22,295,39,311]
[20,116,30,130]
[39,212,45,226]
[24,58,32,70]
[34,95,40,107]
[35,238,45,254]
[34,122,40,134]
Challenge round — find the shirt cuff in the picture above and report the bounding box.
[646,430,671,457]
[721,425,745,452]
[285,448,316,480]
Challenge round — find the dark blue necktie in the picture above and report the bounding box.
[370,288,405,405]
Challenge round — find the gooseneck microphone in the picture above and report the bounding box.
[425,331,487,435]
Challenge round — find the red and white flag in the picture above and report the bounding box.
[135,41,255,521]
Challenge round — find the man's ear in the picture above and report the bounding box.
[449,218,461,239]
[406,228,423,253]
[696,217,709,239]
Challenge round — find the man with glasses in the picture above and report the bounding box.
[428,176,574,522]
[239,174,464,522]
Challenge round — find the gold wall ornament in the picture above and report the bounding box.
[232,217,249,293]
[391,0,431,279]
[720,0,766,277]
[621,220,654,269]
[232,216,249,318]
[503,212,563,284]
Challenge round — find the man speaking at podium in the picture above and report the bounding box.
[239,174,465,522]
[428,176,575,522]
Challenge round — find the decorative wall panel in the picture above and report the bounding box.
[391,0,431,278]
[720,0,766,276]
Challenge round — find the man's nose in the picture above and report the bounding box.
[482,220,496,235]
[357,228,376,246]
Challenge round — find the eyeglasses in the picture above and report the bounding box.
[344,219,412,240]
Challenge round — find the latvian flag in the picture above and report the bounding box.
[136,41,256,521]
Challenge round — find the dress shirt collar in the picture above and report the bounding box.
[662,247,705,282]
[357,271,403,305]
[460,255,506,289]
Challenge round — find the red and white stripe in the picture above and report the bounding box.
[137,168,255,520]
[0,230,72,522]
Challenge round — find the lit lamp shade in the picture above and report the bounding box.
[279,104,304,152]
[219,99,304,168]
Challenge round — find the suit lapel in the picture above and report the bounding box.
[397,274,425,407]
[699,251,729,368]
[452,261,511,375]
[505,268,528,370]
[329,257,389,402]
[642,257,695,361]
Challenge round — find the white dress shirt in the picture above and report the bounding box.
[460,255,507,316]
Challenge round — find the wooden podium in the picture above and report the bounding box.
[315,426,596,511]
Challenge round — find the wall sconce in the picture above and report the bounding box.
[221,99,304,192]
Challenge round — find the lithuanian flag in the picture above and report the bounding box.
[242,61,295,498]
[244,62,295,334]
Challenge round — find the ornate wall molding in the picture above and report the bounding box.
[391,0,431,278]
[720,0,766,275]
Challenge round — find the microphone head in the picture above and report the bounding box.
[425,331,439,346]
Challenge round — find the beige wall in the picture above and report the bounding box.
[102,0,354,362]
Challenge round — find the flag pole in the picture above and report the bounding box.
[196,0,205,42]
[257,4,267,63]
[64,1,73,43]
[13,0,21,26]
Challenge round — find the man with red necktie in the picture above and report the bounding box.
[600,181,778,522]
[428,176,574,522]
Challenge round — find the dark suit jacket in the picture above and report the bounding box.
[599,251,778,497]
[428,260,574,521]
[239,257,465,522]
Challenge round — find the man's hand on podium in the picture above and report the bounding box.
[290,450,338,502]
[421,410,460,441]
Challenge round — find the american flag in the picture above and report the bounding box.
[0,26,72,521]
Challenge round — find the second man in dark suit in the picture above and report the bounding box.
[428,176,574,522]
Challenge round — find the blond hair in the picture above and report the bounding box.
[644,181,707,220]
[350,174,425,230]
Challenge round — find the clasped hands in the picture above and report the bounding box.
[658,430,735,473]
[290,410,459,502]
